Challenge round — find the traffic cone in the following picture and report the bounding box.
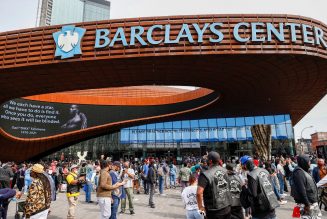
[292,205,301,218]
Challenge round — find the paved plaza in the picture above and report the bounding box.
[6,188,327,219]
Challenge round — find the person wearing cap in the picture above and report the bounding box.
[196,151,232,218]
[239,155,279,219]
[66,164,84,219]
[97,160,126,219]
[24,164,51,219]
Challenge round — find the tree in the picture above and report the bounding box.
[251,124,272,161]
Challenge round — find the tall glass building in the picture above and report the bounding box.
[37,0,110,26]
[49,114,295,161]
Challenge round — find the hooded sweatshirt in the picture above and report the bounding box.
[291,155,318,205]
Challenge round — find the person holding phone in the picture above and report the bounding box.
[97,160,126,219]
[120,161,135,215]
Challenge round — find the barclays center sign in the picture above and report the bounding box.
[53,22,327,59]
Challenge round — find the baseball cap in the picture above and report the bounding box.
[113,161,121,167]
[240,155,252,165]
[70,164,79,170]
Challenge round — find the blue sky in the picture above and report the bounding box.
[0,0,326,140]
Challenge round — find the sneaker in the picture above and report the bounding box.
[150,205,155,208]
[279,200,287,205]
[130,211,135,215]
[120,211,125,214]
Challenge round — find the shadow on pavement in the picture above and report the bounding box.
[152,211,185,218]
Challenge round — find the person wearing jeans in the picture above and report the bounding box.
[277,159,285,195]
[121,162,135,215]
[169,163,177,189]
[158,175,164,195]
[97,161,126,219]
[157,163,166,195]
[110,161,124,219]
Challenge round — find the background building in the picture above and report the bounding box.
[36,0,110,26]
[312,132,327,159]
[296,138,312,154]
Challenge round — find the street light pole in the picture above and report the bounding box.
[300,126,313,154]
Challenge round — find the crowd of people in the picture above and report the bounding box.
[0,152,326,219]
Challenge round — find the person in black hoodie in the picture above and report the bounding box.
[291,155,319,217]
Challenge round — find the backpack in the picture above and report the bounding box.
[284,164,291,178]
[157,166,164,176]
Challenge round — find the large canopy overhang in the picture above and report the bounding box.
[0,14,326,161]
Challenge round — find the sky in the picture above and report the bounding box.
[0,0,326,140]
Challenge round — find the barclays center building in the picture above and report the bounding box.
[0,14,326,162]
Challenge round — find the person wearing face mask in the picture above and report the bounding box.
[291,155,320,218]
[66,164,85,219]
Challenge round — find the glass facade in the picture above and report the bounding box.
[48,114,295,161]
[51,0,84,25]
[120,114,293,143]
[83,1,110,22]
[49,0,110,26]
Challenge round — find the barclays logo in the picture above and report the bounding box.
[53,25,86,59]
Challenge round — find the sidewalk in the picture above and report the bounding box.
[6,189,327,219]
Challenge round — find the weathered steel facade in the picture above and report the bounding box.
[0,14,327,161]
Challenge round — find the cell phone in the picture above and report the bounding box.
[199,210,206,217]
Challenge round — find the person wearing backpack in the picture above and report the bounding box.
[291,155,320,218]
[239,155,279,219]
[178,162,191,192]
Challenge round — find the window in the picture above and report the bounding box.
[120,129,129,143]
[236,117,245,126]
[245,117,255,126]
[164,122,173,129]
[208,119,217,127]
[274,115,286,124]
[199,119,208,127]
[255,116,264,124]
[190,120,199,128]
[217,118,226,127]
[264,116,274,124]
[182,120,190,128]
[173,121,181,129]
[226,118,235,127]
